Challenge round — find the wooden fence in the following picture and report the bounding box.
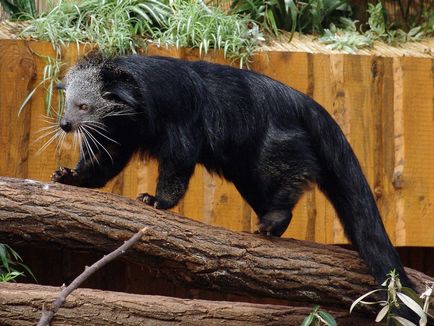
[0,39,433,247]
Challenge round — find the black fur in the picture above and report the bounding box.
[54,54,412,291]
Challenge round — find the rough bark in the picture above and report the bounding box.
[0,283,374,326]
[0,177,432,313]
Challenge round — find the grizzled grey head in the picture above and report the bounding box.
[58,66,108,132]
[50,55,148,163]
[57,56,143,134]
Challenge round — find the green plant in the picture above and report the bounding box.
[0,270,24,282]
[154,0,263,67]
[320,17,373,53]
[0,0,35,19]
[365,2,425,44]
[230,0,352,37]
[0,243,36,282]
[350,270,433,326]
[320,1,430,53]
[301,305,337,326]
[391,0,433,34]
[21,0,169,56]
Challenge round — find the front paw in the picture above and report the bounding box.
[51,167,79,185]
[137,193,160,208]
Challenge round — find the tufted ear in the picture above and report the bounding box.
[100,64,143,109]
[74,50,105,70]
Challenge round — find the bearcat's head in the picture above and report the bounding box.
[58,52,144,134]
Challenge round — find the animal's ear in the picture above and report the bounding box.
[73,50,105,71]
[100,65,143,109]
[101,89,141,108]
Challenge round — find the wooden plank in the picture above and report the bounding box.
[391,57,434,246]
[310,53,336,244]
[26,41,73,183]
[0,40,34,178]
[371,57,398,244]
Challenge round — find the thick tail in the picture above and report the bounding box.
[300,99,412,288]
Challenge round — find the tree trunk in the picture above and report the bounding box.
[0,283,373,325]
[0,177,432,313]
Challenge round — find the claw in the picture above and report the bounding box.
[137,193,157,206]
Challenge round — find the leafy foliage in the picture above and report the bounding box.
[301,305,337,326]
[0,243,36,282]
[21,0,170,56]
[0,0,35,19]
[320,1,430,53]
[391,0,434,35]
[365,2,426,44]
[350,270,433,326]
[229,0,352,37]
[320,18,372,53]
[154,0,262,66]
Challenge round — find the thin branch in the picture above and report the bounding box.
[36,227,148,326]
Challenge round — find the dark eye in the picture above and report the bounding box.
[78,104,89,111]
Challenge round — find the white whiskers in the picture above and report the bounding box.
[35,115,119,166]
[34,115,66,156]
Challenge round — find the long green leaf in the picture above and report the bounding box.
[390,316,417,326]
[350,289,384,313]
[300,313,315,326]
[375,304,389,322]
[18,80,45,116]
[287,0,298,40]
[317,310,337,326]
[0,244,10,271]
[0,0,19,16]
[397,292,427,322]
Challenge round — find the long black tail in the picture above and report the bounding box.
[300,99,412,288]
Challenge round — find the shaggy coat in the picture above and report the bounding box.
[54,54,411,290]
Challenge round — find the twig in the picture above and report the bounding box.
[36,227,148,326]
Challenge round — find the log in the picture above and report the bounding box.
[0,283,372,325]
[0,176,432,313]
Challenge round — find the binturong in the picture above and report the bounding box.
[53,53,413,295]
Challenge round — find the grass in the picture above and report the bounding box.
[154,0,263,67]
[21,0,169,56]
[0,0,35,19]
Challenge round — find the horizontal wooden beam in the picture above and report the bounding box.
[0,177,432,314]
[0,283,372,325]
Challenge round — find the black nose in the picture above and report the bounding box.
[60,120,72,132]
